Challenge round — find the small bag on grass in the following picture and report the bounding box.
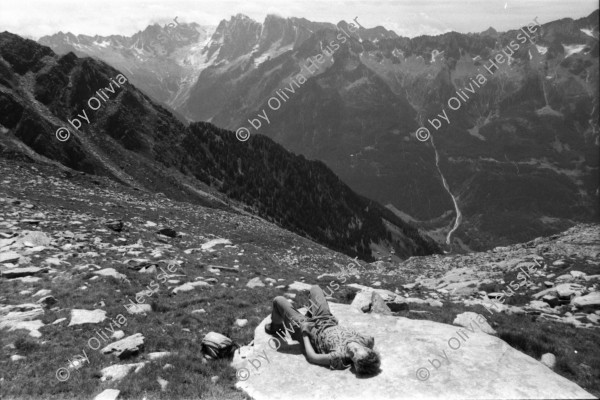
[201,331,239,359]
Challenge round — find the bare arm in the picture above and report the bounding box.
[301,332,331,367]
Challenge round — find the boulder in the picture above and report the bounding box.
[370,292,392,315]
[350,291,372,312]
[541,353,556,369]
[232,303,594,399]
[572,292,600,312]
[101,333,145,359]
[346,284,397,302]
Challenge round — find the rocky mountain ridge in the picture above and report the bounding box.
[0,32,439,261]
[37,11,600,253]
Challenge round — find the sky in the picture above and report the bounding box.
[0,0,598,40]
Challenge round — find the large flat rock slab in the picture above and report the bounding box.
[232,303,594,400]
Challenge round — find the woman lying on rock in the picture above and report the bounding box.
[265,285,381,376]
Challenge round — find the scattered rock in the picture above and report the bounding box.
[68,309,107,326]
[101,333,145,359]
[147,352,172,360]
[16,231,52,247]
[541,353,557,369]
[246,277,265,288]
[93,268,128,280]
[0,251,21,264]
[100,363,145,381]
[106,220,124,232]
[125,304,152,315]
[201,238,231,250]
[33,289,51,297]
[36,295,57,308]
[157,377,169,391]
[157,228,177,238]
[172,281,210,294]
[288,281,312,291]
[1,267,48,279]
[235,319,249,327]
[0,303,45,337]
[94,389,121,400]
[570,271,587,278]
[111,330,125,340]
[572,292,600,312]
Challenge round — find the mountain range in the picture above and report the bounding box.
[37,11,600,252]
[0,31,439,261]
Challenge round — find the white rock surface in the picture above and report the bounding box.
[351,291,373,312]
[201,238,232,250]
[453,312,497,335]
[172,281,210,294]
[68,309,107,326]
[99,363,145,381]
[93,268,127,280]
[232,303,594,399]
[94,389,121,400]
[288,281,312,291]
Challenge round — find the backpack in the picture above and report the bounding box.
[201,332,240,359]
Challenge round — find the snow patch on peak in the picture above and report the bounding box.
[563,44,588,58]
[580,28,597,39]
